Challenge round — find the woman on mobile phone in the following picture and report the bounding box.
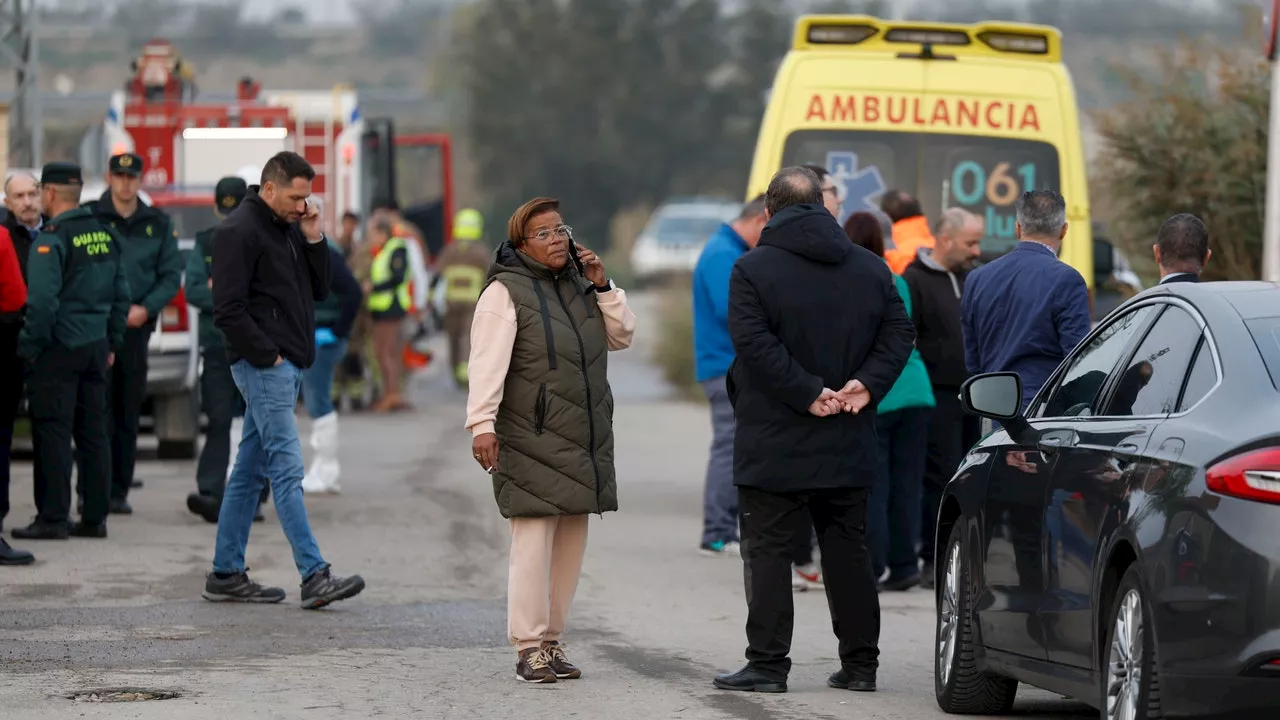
[465,197,636,683]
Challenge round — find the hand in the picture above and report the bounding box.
[473,432,499,473]
[361,280,373,295]
[107,352,115,367]
[274,355,284,367]
[126,305,149,328]
[808,388,843,417]
[835,379,872,414]
[576,245,606,287]
[207,278,213,289]
[300,200,322,242]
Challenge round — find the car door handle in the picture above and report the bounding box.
[1037,436,1064,452]
[1117,443,1140,454]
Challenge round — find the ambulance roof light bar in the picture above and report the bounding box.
[794,15,1061,63]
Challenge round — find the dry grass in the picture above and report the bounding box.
[651,276,701,402]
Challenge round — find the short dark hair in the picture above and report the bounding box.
[843,211,885,258]
[342,210,360,222]
[880,189,922,223]
[738,193,767,221]
[802,164,831,182]
[261,151,315,187]
[1014,190,1067,239]
[1155,213,1210,272]
[765,166,822,216]
[508,197,560,248]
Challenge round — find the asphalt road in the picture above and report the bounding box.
[0,293,1095,719]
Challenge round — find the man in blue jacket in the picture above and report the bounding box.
[962,190,1091,412]
[691,195,766,556]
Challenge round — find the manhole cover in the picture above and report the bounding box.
[66,687,180,702]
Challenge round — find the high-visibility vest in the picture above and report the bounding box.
[442,258,485,304]
[368,236,412,313]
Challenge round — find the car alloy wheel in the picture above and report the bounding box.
[1106,588,1143,720]
[934,520,1017,714]
[938,540,960,687]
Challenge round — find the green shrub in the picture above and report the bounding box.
[652,277,701,401]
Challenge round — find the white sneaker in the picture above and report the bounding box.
[793,564,823,592]
[699,540,741,557]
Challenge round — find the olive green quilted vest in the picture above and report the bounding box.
[487,243,617,518]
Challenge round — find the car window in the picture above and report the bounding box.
[1103,306,1202,417]
[1038,305,1156,418]
[1177,335,1217,412]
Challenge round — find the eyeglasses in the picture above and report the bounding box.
[525,224,572,242]
[823,183,847,202]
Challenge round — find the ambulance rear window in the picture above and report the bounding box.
[784,130,1060,256]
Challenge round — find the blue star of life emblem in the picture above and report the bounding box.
[825,151,887,224]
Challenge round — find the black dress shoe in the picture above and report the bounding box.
[0,538,34,565]
[712,666,787,693]
[186,493,220,524]
[827,668,876,692]
[108,499,133,515]
[12,519,69,540]
[70,522,107,539]
[131,479,144,489]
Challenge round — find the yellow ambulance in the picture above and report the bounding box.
[746,15,1118,299]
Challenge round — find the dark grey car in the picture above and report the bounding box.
[934,281,1280,720]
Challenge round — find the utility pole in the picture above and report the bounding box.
[1264,0,1280,282]
[0,0,40,169]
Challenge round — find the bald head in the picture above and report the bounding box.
[765,166,823,217]
[934,207,983,271]
[4,172,40,227]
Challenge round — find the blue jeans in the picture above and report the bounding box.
[214,359,328,580]
[301,339,347,419]
[869,407,932,580]
[701,376,738,546]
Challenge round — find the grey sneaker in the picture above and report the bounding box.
[300,568,365,609]
[202,570,286,603]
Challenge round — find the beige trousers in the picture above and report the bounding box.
[507,514,589,651]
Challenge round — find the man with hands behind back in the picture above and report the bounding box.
[713,166,915,696]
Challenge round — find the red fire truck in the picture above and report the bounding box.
[88,38,455,458]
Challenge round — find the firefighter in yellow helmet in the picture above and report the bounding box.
[433,208,490,387]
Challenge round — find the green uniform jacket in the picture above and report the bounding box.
[84,192,182,322]
[878,272,936,414]
[19,207,131,359]
[185,227,225,348]
[488,241,617,518]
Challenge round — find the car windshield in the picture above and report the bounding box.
[649,211,735,245]
[158,204,221,240]
[783,130,1061,257]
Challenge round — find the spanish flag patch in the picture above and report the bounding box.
[36,246,50,254]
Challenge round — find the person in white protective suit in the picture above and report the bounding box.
[299,200,365,494]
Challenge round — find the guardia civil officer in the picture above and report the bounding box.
[11,162,130,541]
[184,177,268,524]
[82,152,182,514]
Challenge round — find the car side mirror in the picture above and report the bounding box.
[960,372,1023,420]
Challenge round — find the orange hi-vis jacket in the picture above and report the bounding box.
[885,215,935,275]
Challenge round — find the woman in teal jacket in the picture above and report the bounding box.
[844,211,934,590]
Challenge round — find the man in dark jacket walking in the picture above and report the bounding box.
[206,151,364,609]
[902,207,982,586]
[713,167,915,695]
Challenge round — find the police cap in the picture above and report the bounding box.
[40,161,83,186]
[215,176,248,212]
[109,152,144,176]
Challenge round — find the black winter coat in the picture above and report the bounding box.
[727,204,916,492]
[212,192,330,369]
[902,251,970,389]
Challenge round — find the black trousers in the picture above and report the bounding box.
[0,323,22,530]
[30,340,111,525]
[195,346,242,498]
[920,387,978,564]
[108,326,150,500]
[739,485,880,682]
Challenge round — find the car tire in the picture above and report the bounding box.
[157,439,197,460]
[1101,567,1162,720]
[935,520,1018,714]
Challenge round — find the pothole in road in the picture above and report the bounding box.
[66,687,181,702]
